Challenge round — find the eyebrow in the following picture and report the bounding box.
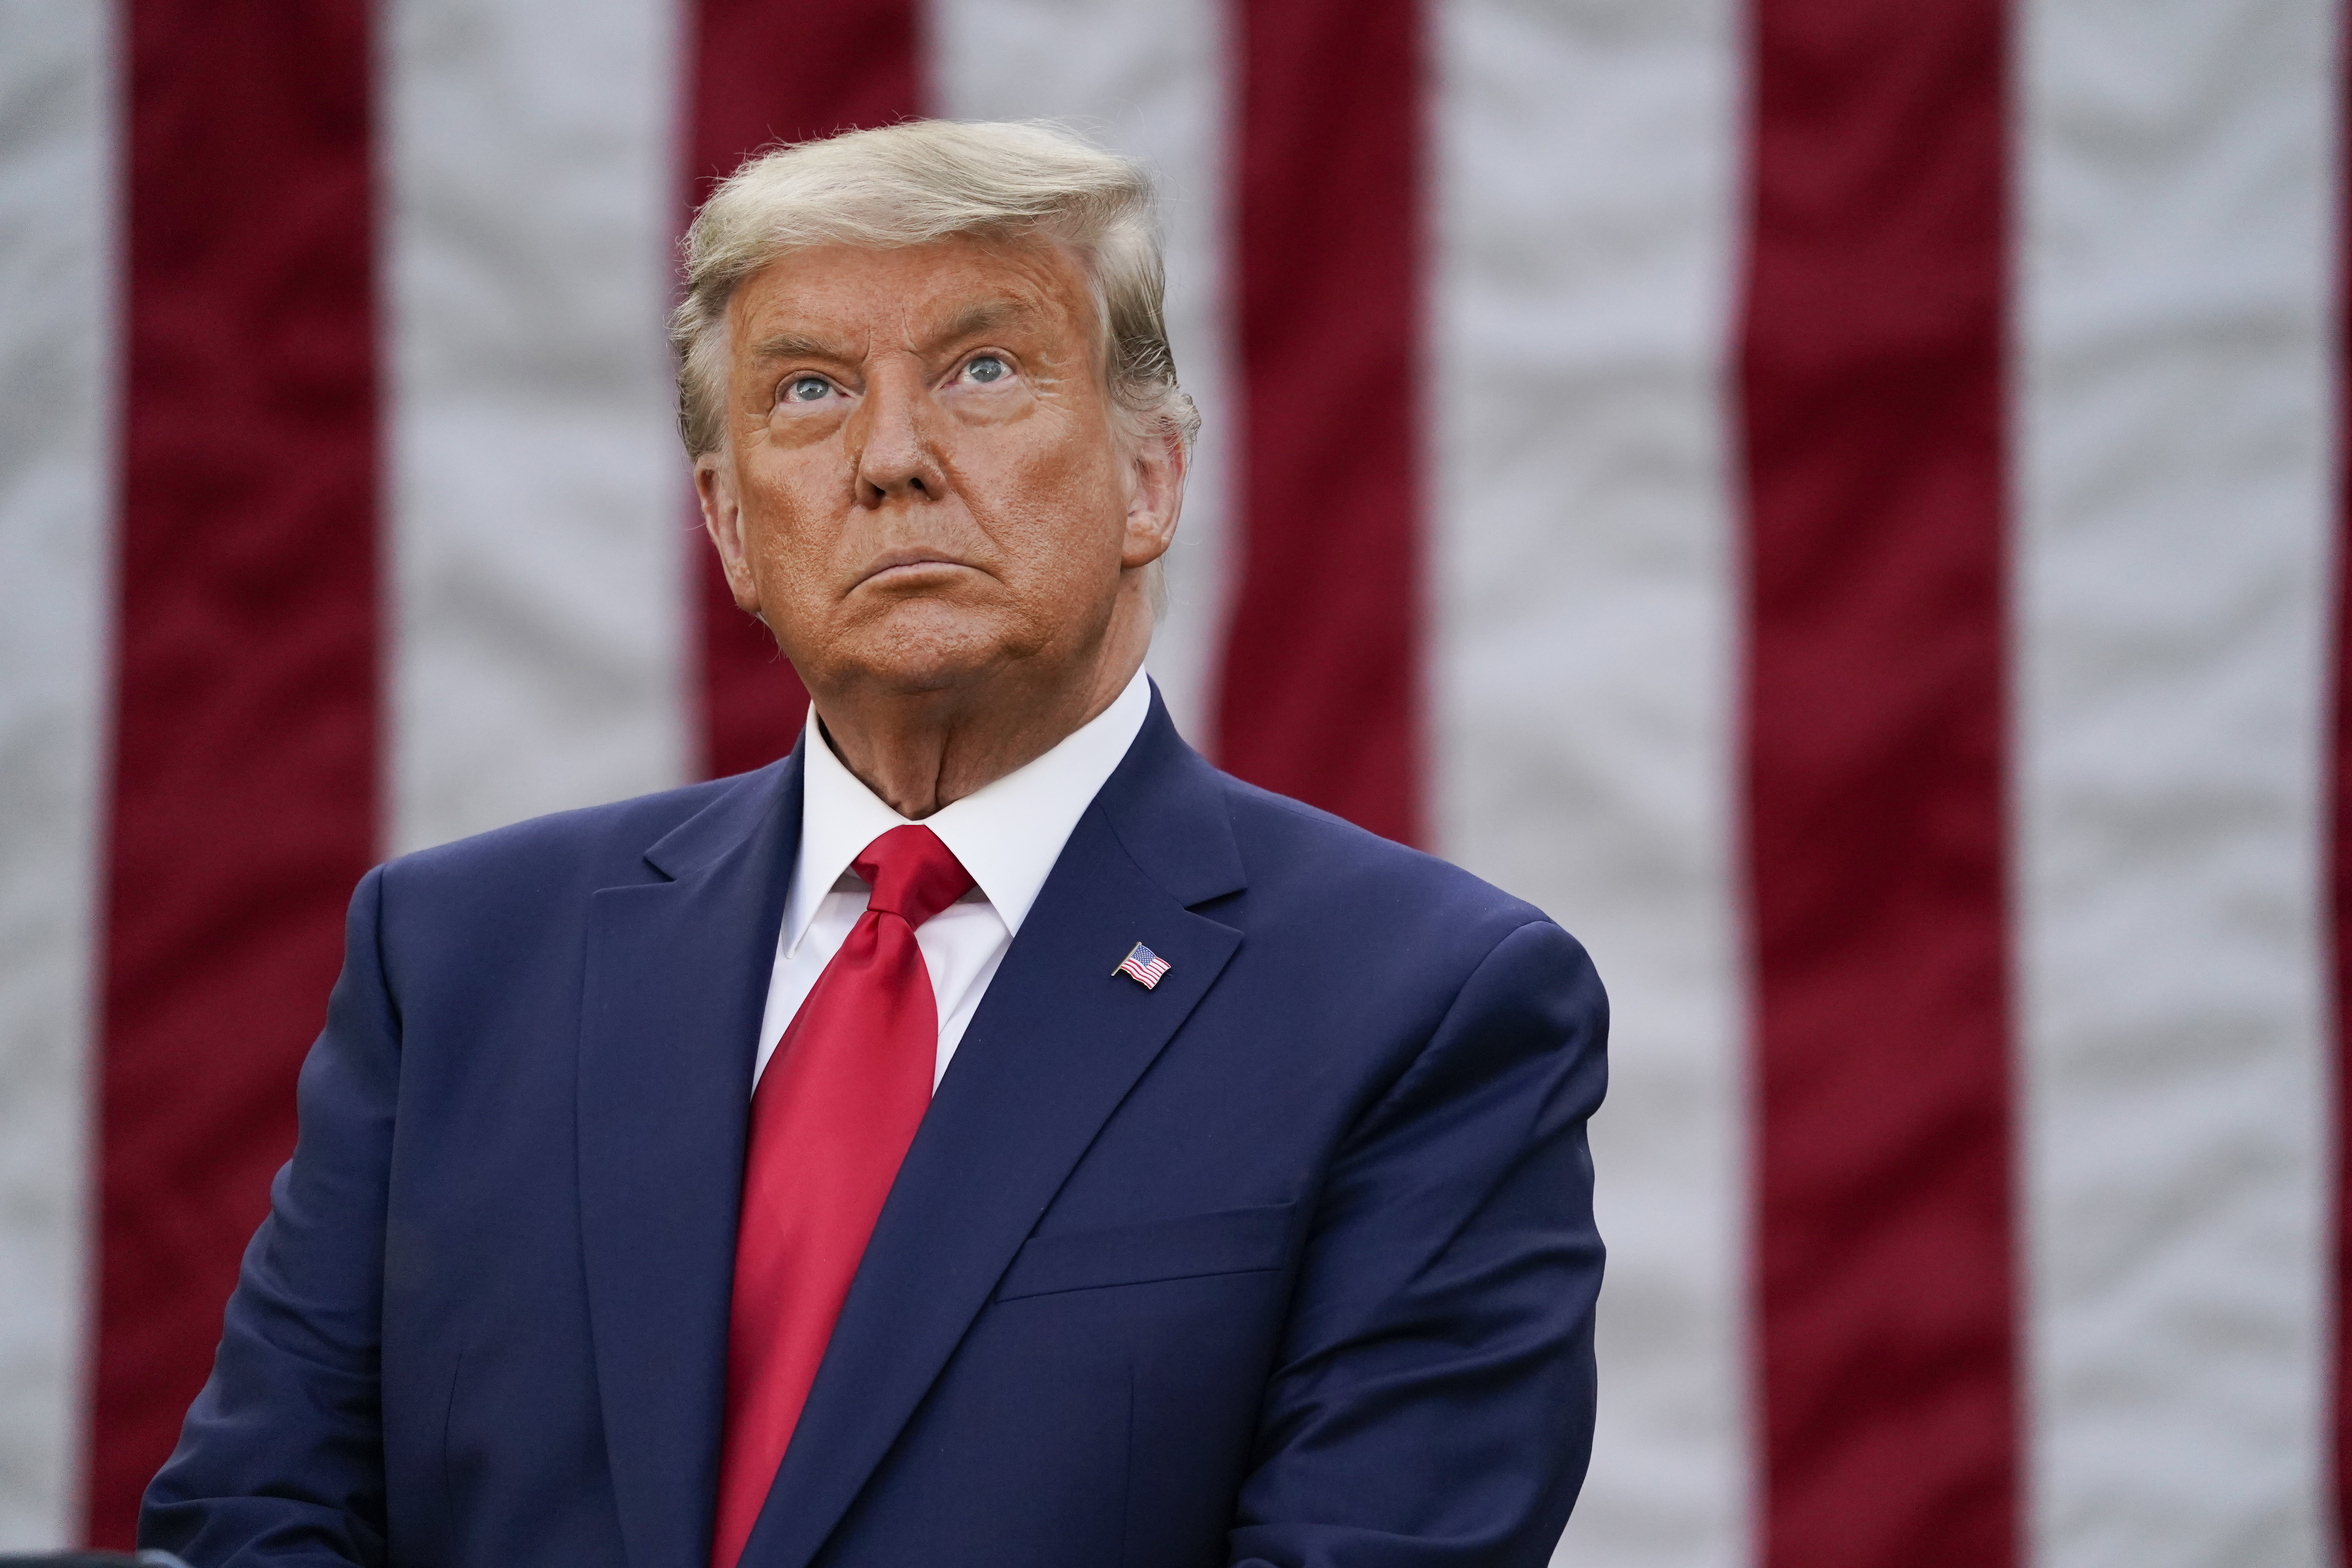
[745,299,1042,370]
[929,299,1033,347]
[746,331,849,366]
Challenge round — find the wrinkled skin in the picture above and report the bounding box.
[695,235,1185,817]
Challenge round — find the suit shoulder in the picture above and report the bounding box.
[378,768,767,906]
[1210,771,1555,950]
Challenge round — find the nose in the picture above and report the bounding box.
[848,361,948,507]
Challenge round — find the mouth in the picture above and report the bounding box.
[853,549,978,590]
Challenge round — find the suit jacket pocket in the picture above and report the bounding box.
[995,1203,1295,1302]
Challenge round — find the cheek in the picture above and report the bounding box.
[739,453,846,578]
[982,432,1130,570]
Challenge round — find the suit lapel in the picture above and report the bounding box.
[740,701,1247,1568]
[578,749,802,1568]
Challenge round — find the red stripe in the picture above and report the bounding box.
[685,0,923,778]
[1217,0,1425,845]
[91,1,381,1543]
[1739,2,2019,1564]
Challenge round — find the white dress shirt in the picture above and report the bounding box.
[753,666,1153,1091]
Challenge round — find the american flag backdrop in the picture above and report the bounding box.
[0,0,2343,1564]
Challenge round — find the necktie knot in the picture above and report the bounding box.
[853,824,974,928]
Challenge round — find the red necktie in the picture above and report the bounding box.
[710,824,974,1568]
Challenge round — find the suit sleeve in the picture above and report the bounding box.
[140,866,400,1568]
[1229,918,1608,1568]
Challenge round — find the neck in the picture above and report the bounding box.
[809,596,1150,819]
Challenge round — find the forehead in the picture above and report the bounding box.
[726,234,1095,354]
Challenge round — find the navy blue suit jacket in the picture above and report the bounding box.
[144,693,1608,1568]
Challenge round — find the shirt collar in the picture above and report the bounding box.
[782,665,1153,958]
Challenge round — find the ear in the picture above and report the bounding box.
[1119,426,1186,571]
[695,454,764,614]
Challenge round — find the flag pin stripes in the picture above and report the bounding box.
[1114,942,1171,990]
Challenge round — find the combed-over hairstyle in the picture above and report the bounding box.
[670,119,1200,462]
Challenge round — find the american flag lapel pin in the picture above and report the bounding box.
[1114,942,1171,991]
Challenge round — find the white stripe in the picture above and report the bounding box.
[383,0,690,856]
[0,0,113,1543]
[1428,0,1750,1562]
[926,0,1236,748]
[2015,0,2339,1559]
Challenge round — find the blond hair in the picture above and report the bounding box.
[670,119,1199,461]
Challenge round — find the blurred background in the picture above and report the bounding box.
[0,0,2341,1564]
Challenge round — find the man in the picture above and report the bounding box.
[143,120,1607,1568]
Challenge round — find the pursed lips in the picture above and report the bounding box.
[853,549,980,590]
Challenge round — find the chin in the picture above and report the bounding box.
[860,657,1000,697]
[830,619,1036,698]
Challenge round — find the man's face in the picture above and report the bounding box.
[697,235,1178,704]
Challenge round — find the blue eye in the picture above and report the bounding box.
[964,355,1008,384]
[784,375,831,403]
